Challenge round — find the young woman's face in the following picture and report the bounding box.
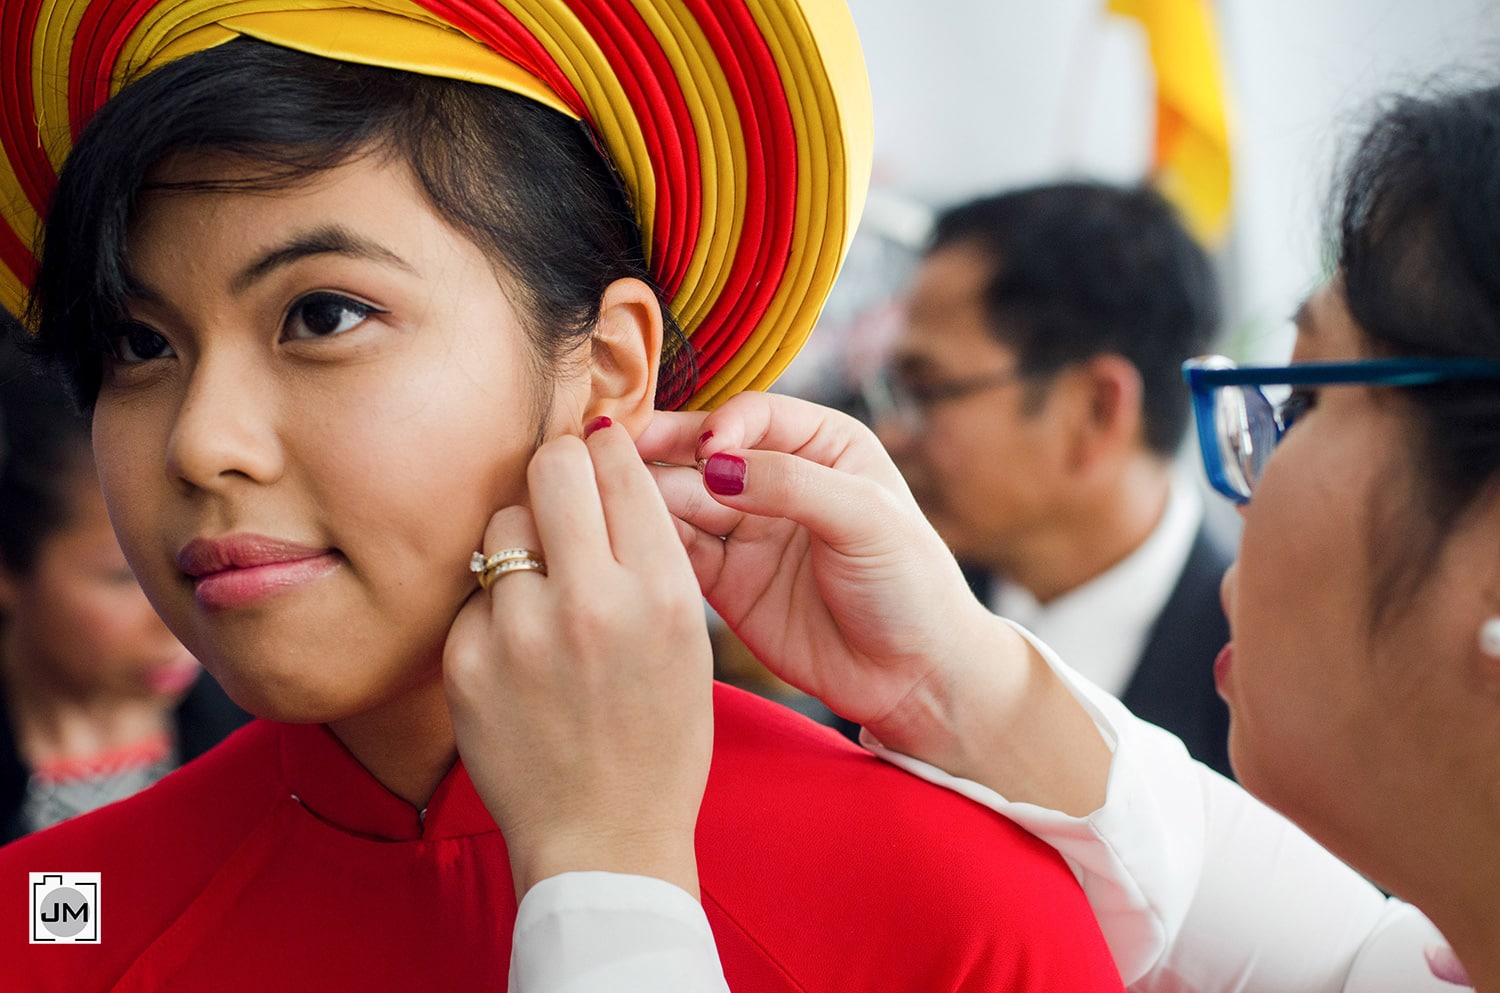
[0,464,200,701]
[92,152,587,721]
[1219,284,1495,881]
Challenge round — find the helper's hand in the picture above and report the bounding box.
[445,418,713,900]
[638,393,1108,814]
[637,393,993,749]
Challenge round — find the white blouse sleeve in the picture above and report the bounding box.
[863,623,1459,993]
[509,871,730,993]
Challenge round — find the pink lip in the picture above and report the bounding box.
[177,534,340,611]
[1213,642,1234,694]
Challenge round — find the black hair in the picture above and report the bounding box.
[26,38,695,412]
[0,313,93,576]
[928,182,1221,457]
[1336,83,1500,528]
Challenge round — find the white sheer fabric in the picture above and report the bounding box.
[507,625,1462,992]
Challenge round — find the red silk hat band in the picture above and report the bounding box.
[0,0,872,409]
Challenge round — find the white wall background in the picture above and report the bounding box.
[786,0,1500,396]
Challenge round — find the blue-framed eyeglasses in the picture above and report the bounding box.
[1182,355,1500,504]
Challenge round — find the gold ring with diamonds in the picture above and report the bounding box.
[469,549,547,590]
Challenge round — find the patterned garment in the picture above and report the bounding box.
[20,736,176,835]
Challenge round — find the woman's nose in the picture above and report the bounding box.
[164,356,284,491]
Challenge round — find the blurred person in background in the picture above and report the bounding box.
[867,182,1236,776]
[0,327,248,842]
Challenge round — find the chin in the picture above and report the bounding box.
[1224,723,1288,811]
[201,662,369,724]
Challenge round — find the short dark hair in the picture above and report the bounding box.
[0,317,93,576]
[928,182,1221,456]
[26,38,695,412]
[1333,83,1500,606]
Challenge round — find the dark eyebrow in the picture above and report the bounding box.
[231,224,415,294]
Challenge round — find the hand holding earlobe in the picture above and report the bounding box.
[445,419,712,902]
[635,391,991,733]
[637,392,1109,814]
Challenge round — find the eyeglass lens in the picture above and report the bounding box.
[1212,386,1280,499]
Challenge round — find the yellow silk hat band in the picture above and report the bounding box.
[0,0,873,409]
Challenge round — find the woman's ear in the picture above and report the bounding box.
[581,277,664,436]
[1458,482,1500,700]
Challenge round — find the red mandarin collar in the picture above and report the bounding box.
[275,722,500,842]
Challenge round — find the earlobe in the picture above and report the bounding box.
[1472,614,1500,702]
[582,277,664,436]
[1460,487,1500,697]
[1478,617,1500,659]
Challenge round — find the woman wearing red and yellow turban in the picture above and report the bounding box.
[0,1,1123,990]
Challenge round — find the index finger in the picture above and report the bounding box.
[689,392,905,491]
[636,393,866,467]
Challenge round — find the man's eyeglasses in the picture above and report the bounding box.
[1182,354,1500,504]
[857,366,1023,431]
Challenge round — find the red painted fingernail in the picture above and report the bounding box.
[584,415,612,438]
[704,452,746,496]
[695,430,714,463]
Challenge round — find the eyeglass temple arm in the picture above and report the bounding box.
[1183,357,1500,389]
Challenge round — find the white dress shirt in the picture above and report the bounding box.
[990,476,1203,697]
[506,625,1459,993]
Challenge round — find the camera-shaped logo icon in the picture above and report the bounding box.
[30,872,100,943]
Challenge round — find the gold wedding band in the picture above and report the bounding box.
[469,549,548,590]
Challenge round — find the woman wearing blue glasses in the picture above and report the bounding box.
[499,82,1500,988]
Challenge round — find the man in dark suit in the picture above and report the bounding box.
[869,182,1236,778]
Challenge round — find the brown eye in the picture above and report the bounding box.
[106,321,173,363]
[1278,390,1317,430]
[285,292,379,340]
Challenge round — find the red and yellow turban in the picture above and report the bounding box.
[0,0,871,408]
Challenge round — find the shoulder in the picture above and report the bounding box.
[1,719,281,865]
[700,684,1123,991]
[0,721,284,990]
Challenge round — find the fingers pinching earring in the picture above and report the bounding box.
[1480,617,1500,658]
[469,549,548,590]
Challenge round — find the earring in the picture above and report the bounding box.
[1480,618,1500,658]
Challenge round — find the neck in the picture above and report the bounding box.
[327,674,458,809]
[1389,804,1500,993]
[1,635,174,768]
[1352,763,1500,993]
[995,459,1173,604]
[1419,892,1500,993]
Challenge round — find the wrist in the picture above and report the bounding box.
[862,613,1110,816]
[507,824,702,903]
[862,610,1025,776]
